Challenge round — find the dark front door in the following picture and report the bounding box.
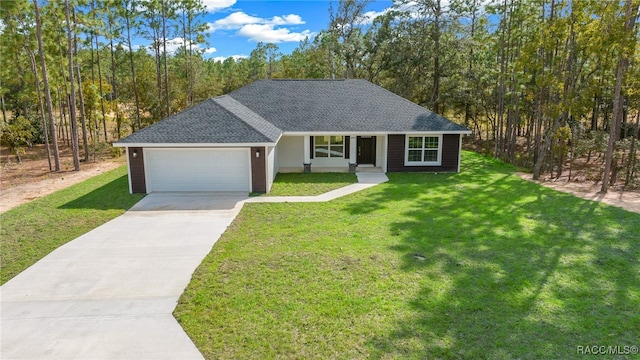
[357,137,375,165]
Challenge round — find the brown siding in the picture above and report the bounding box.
[128,147,146,193]
[251,146,267,193]
[387,134,460,172]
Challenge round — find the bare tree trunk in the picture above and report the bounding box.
[625,109,640,186]
[1,95,6,123]
[161,0,171,116]
[94,32,108,141]
[26,47,53,170]
[108,16,121,139]
[602,0,638,193]
[125,9,141,130]
[34,0,60,171]
[64,0,80,171]
[72,7,89,161]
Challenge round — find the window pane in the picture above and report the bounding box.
[408,150,422,162]
[424,150,438,162]
[315,146,329,157]
[329,145,344,157]
[408,137,423,148]
[330,136,344,145]
[425,137,439,149]
[315,136,329,145]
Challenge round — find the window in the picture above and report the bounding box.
[405,135,442,165]
[315,136,344,158]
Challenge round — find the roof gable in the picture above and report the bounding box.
[115,98,275,145]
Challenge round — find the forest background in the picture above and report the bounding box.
[1,0,638,193]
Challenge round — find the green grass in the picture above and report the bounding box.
[266,172,357,196]
[175,151,640,359]
[0,166,144,285]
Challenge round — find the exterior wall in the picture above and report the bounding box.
[387,134,460,172]
[128,147,146,193]
[266,146,276,192]
[277,135,304,168]
[251,146,267,193]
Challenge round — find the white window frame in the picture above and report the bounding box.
[314,135,345,158]
[404,134,442,166]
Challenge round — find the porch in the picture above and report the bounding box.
[275,134,387,174]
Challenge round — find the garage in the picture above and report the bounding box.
[144,148,250,192]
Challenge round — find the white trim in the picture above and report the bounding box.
[404,134,443,166]
[349,135,357,164]
[457,134,462,173]
[125,147,133,194]
[383,135,388,173]
[303,136,310,164]
[284,130,471,136]
[113,142,276,148]
[247,149,253,193]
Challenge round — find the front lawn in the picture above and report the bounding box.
[267,172,357,196]
[175,151,640,359]
[0,166,144,284]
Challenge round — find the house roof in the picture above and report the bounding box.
[116,79,469,146]
[115,98,275,145]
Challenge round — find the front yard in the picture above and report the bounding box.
[175,151,640,359]
[0,166,144,285]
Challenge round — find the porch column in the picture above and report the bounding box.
[303,135,311,172]
[349,135,357,172]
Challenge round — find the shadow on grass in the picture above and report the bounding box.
[58,174,141,210]
[351,153,640,359]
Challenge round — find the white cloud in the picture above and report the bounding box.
[204,47,217,54]
[212,55,248,62]
[202,0,236,12]
[238,24,313,43]
[209,12,263,31]
[361,9,389,24]
[207,11,312,43]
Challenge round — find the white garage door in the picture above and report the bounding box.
[144,148,250,192]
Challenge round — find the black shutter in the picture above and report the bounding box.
[344,136,350,159]
[310,136,314,160]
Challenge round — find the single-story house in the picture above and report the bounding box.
[114,79,471,194]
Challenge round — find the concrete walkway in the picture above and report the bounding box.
[246,173,389,203]
[0,173,388,359]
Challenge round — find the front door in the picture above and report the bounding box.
[357,137,375,165]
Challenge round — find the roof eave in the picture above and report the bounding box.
[281,130,472,136]
[113,142,278,148]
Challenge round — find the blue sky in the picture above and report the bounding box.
[156,0,394,61]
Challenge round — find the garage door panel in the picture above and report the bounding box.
[145,149,250,192]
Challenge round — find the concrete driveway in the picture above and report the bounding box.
[1,193,247,360]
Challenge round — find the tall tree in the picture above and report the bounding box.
[64,0,80,170]
[601,0,639,192]
[33,0,60,171]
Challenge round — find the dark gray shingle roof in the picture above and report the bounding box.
[117,79,468,145]
[229,79,469,132]
[116,98,274,144]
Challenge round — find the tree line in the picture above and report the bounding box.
[1,0,639,193]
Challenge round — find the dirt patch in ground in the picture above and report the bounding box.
[517,172,640,214]
[1,144,125,213]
